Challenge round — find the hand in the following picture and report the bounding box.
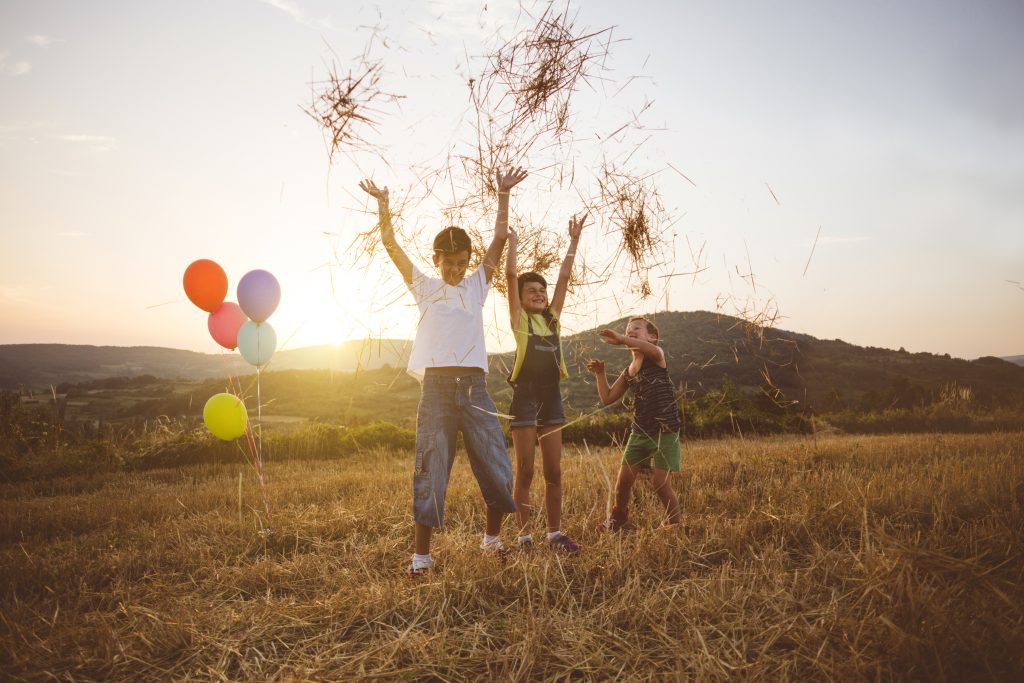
[496,166,528,193]
[568,212,589,240]
[358,179,389,203]
[599,329,625,345]
[586,358,606,374]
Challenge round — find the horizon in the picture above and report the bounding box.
[1,308,1020,363]
[2,1,1022,360]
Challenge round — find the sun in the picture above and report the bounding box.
[270,268,416,350]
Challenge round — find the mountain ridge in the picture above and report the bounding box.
[4,311,1022,415]
[0,339,410,390]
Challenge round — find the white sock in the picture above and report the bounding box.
[547,530,562,541]
[411,553,433,570]
[518,534,534,545]
[482,533,501,548]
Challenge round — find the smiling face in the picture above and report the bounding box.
[520,280,549,313]
[625,318,658,343]
[433,250,470,286]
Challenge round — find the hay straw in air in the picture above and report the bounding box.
[303,57,403,164]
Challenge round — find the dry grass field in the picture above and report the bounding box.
[1,432,1022,681]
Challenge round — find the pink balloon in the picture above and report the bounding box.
[237,269,281,323]
[207,302,249,350]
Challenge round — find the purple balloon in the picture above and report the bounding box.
[237,269,281,323]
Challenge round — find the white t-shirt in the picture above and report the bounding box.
[406,264,491,379]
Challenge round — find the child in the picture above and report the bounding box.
[358,167,528,577]
[504,213,588,554]
[585,317,682,531]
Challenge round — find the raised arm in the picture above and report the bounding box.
[598,329,666,367]
[550,212,588,315]
[505,227,521,329]
[586,359,628,406]
[359,179,413,285]
[481,166,528,283]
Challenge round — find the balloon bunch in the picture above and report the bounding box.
[184,259,281,366]
[183,258,280,532]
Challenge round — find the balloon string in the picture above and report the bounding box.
[255,363,273,529]
[219,350,260,479]
[218,348,272,529]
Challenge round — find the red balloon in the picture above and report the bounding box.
[207,302,248,350]
[183,259,228,312]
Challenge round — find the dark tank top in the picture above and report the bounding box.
[625,356,681,435]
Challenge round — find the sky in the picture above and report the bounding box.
[1,0,1022,360]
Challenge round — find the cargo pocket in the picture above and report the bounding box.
[413,443,428,476]
[413,441,431,499]
[411,443,431,526]
[413,439,445,526]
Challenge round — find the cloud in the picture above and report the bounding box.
[818,235,870,245]
[261,0,308,24]
[59,134,118,152]
[260,0,338,30]
[60,134,112,143]
[417,0,520,41]
[0,284,36,305]
[796,234,870,248]
[0,50,32,76]
[0,120,48,144]
[48,168,88,177]
[26,34,62,47]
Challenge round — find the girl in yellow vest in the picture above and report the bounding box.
[505,213,588,553]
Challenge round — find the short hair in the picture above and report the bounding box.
[433,226,472,256]
[628,316,659,339]
[517,272,547,298]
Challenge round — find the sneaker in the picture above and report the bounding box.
[407,563,432,579]
[548,533,580,554]
[597,506,628,534]
[480,539,510,563]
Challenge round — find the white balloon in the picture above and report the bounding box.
[237,320,277,367]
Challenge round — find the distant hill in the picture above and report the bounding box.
[1003,355,1024,367]
[274,340,409,373]
[0,339,410,391]
[488,310,1024,414]
[5,312,1023,418]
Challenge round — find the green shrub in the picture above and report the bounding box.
[560,412,632,446]
[346,421,416,451]
[124,428,231,470]
[264,421,415,461]
[824,406,1024,434]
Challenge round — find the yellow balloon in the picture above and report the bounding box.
[203,393,248,441]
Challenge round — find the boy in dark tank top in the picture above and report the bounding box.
[586,317,682,532]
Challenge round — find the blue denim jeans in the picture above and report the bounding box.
[413,373,516,527]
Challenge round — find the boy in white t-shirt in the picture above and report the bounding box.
[359,167,528,577]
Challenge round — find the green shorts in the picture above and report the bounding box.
[622,431,681,472]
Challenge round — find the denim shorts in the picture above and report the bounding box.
[509,380,566,428]
[412,372,516,527]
